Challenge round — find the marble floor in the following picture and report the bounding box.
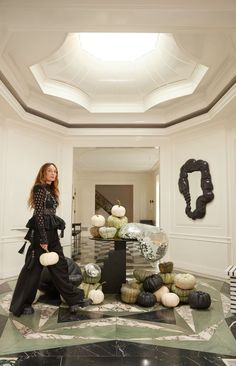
[0,238,236,365]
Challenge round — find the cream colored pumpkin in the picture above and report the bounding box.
[111,200,126,217]
[154,286,169,302]
[79,282,102,297]
[88,289,104,304]
[174,273,196,290]
[161,293,180,308]
[39,251,59,266]
[91,214,106,227]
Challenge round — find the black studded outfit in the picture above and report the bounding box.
[9,184,84,317]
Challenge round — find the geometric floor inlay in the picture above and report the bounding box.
[1,237,236,364]
[0,314,8,338]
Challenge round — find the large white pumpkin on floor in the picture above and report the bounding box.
[88,289,104,304]
[39,251,59,266]
[161,293,180,308]
[91,214,106,227]
[111,200,126,218]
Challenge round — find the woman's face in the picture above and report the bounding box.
[45,164,57,184]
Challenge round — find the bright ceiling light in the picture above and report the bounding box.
[79,33,158,61]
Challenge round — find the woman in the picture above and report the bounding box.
[10,162,92,317]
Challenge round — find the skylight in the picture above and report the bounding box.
[79,33,158,61]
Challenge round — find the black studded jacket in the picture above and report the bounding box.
[25,184,65,244]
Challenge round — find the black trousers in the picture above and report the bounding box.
[9,230,84,316]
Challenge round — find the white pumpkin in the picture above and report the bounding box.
[154,286,169,302]
[91,214,106,227]
[111,200,126,218]
[174,273,196,290]
[39,251,59,266]
[99,226,117,239]
[161,293,180,308]
[88,289,104,304]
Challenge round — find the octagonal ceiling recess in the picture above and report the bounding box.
[30,33,208,113]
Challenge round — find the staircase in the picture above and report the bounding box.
[95,190,113,214]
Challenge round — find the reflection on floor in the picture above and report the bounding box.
[0,238,236,365]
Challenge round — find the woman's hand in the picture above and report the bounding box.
[40,244,48,251]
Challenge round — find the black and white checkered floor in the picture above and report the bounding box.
[74,237,154,276]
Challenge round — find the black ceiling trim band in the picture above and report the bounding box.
[0,70,235,129]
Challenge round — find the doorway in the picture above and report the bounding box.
[95,184,133,221]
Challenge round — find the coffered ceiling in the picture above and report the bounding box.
[0,0,236,129]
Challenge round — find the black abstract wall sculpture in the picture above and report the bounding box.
[178,159,214,220]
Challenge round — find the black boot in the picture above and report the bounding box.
[69,298,93,313]
[22,305,34,315]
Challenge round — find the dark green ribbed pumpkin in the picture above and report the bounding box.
[136,291,156,307]
[143,274,163,292]
[189,291,211,309]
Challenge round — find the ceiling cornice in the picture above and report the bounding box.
[0,70,236,129]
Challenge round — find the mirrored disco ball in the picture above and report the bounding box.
[139,229,168,267]
[118,223,159,240]
[84,263,101,277]
[118,223,168,267]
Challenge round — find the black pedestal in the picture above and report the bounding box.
[101,240,126,294]
[90,238,129,294]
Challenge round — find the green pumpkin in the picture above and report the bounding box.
[79,282,102,297]
[159,272,176,285]
[171,284,196,303]
[128,280,143,290]
[159,261,174,273]
[107,215,128,229]
[133,269,156,283]
[121,284,141,304]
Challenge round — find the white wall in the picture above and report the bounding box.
[161,119,233,279]
[74,171,155,235]
[0,118,73,278]
[1,111,235,281]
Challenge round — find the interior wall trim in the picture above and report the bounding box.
[169,233,231,244]
[0,236,25,243]
[173,260,228,280]
[0,70,236,129]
